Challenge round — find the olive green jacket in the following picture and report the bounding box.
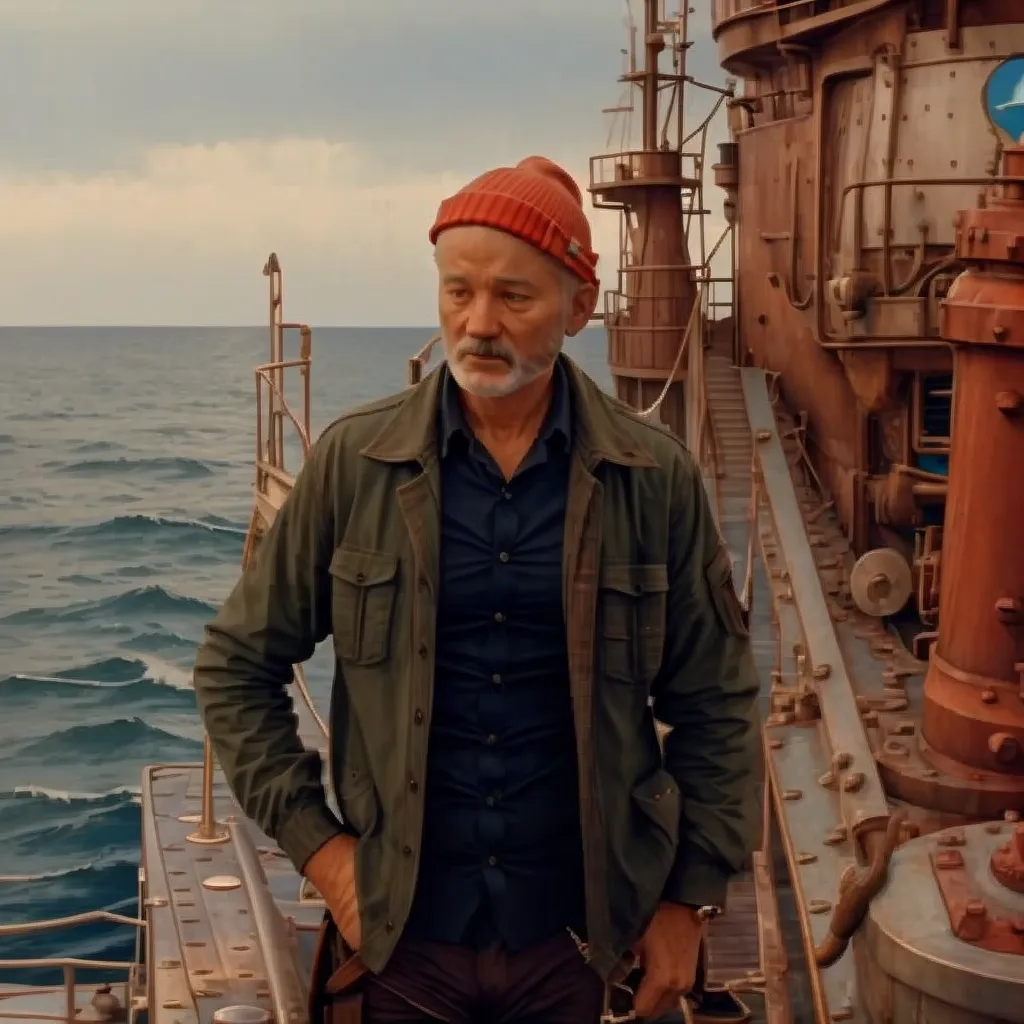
[193,355,760,980]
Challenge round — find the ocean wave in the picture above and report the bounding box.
[1,584,216,626]
[122,627,197,654]
[13,717,203,765]
[0,512,247,546]
[0,655,195,711]
[45,455,225,480]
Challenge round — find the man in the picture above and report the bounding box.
[193,155,760,1023]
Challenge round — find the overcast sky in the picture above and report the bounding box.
[0,1,728,325]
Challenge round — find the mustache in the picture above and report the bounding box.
[454,336,516,365]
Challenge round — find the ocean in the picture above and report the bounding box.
[0,324,612,982]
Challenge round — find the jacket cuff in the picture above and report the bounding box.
[277,802,346,874]
[661,849,732,907]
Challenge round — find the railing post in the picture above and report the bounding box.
[187,736,228,846]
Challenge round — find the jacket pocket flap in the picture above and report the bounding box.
[329,547,398,587]
[600,562,669,596]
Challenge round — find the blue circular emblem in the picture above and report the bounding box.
[985,56,1024,144]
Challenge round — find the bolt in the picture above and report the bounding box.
[936,850,964,868]
[996,597,1022,625]
[798,852,818,865]
[769,738,784,750]
[756,429,772,441]
[994,325,1008,341]
[982,689,997,704]
[938,830,967,847]
[783,789,803,801]
[989,732,1021,764]
[966,899,986,916]
[996,390,1023,415]
[843,772,866,793]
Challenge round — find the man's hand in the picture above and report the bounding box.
[303,834,361,950]
[632,902,703,1019]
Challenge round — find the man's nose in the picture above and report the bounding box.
[464,294,501,339]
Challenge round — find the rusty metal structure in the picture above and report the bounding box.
[4,3,1024,1023]
[587,0,1024,1021]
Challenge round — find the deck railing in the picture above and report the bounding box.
[0,909,143,1021]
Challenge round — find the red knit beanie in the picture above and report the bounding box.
[429,156,599,287]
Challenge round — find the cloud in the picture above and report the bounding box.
[0,138,614,325]
[0,131,730,326]
[0,1,731,324]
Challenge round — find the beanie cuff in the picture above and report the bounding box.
[430,190,599,287]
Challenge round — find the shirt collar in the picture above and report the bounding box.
[439,358,571,457]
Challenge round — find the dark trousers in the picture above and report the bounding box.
[363,931,604,1023]
[311,918,605,1024]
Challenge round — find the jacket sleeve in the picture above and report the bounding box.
[652,448,761,907]
[192,438,344,874]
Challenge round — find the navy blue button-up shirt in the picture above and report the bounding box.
[405,361,586,951]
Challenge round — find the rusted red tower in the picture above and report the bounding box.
[588,0,700,438]
[921,146,1024,821]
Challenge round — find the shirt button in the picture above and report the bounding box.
[409,778,419,793]
[494,612,505,623]
[487,855,499,867]
[486,733,498,746]
[414,709,424,724]
[403,844,413,856]
[491,673,501,686]
[498,551,510,563]
[418,643,428,657]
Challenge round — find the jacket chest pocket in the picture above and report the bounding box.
[599,562,669,685]
[329,547,399,666]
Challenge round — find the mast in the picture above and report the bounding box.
[588,0,706,439]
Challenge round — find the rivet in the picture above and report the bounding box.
[843,772,865,793]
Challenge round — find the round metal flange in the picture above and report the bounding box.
[213,1006,271,1024]
[202,874,242,891]
[859,823,1024,1021]
[849,547,912,617]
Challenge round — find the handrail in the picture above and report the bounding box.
[407,331,442,386]
[0,912,144,935]
[194,254,319,847]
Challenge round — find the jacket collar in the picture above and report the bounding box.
[359,352,658,470]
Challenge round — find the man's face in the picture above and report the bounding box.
[435,226,597,398]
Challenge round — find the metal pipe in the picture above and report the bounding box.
[187,735,229,846]
[230,821,308,1024]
